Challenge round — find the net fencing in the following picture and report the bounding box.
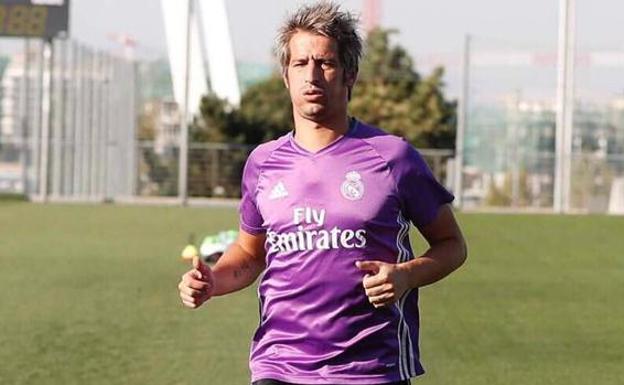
[455,33,623,213]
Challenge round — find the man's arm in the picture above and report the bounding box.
[356,204,467,308]
[398,204,467,287]
[211,228,267,296]
[178,228,266,309]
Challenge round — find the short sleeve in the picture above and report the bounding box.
[394,144,454,229]
[239,155,266,234]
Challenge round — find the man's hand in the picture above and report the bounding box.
[178,256,215,309]
[356,260,410,308]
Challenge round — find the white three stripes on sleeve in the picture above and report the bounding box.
[394,211,417,380]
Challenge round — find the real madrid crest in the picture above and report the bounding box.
[341,171,364,200]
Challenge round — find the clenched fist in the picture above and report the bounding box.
[356,260,410,308]
[178,256,215,309]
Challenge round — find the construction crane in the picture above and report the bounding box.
[362,0,381,33]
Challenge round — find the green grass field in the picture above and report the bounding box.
[1,201,622,385]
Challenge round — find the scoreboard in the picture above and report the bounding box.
[0,0,69,39]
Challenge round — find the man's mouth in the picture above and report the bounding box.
[304,88,324,96]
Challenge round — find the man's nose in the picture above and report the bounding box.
[304,61,322,84]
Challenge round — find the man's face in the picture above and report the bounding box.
[283,31,354,124]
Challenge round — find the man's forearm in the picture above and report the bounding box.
[211,243,265,296]
[399,236,467,289]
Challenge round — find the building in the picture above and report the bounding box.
[0,49,43,194]
[462,96,624,208]
[142,99,181,155]
[0,50,41,142]
[607,97,624,156]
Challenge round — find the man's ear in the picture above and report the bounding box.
[344,70,357,88]
[283,72,289,89]
[345,71,357,101]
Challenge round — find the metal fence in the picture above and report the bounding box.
[2,30,622,215]
[450,32,624,214]
[135,141,453,200]
[0,38,137,201]
[0,34,455,206]
[136,141,251,198]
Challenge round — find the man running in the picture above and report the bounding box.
[178,2,467,384]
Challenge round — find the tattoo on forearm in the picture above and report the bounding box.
[233,259,252,280]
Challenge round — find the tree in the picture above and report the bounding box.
[195,27,456,149]
[193,74,292,145]
[192,94,232,143]
[350,28,456,148]
[237,74,293,144]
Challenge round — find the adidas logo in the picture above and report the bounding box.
[269,181,289,200]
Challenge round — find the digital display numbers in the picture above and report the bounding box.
[0,1,69,39]
[0,5,48,37]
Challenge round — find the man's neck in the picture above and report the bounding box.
[293,115,350,153]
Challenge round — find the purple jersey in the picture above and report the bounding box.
[239,120,454,384]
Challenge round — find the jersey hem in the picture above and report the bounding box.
[251,370,424,385]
